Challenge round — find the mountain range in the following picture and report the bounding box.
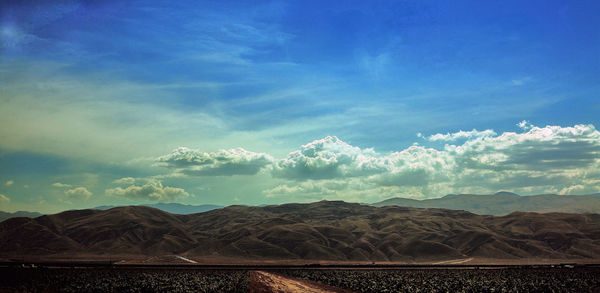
[0,203,222,222]
[1,201,599,261]
[3,193,599,222]
[0,211,43,222]
[372,192,600,215]
[93,203,222,215]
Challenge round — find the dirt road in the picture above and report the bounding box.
[248,271,356,293]
[432,257,473,265]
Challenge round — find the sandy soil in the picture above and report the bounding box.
[249,271,356,293]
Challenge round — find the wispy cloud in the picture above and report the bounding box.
[426,129,497,141]
[52,182,71,188]
[0,194,10,203]
[1,1,598,210]
[113,177,136,185]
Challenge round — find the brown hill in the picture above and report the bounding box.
[1,201,600,261]
[372,193,600,215]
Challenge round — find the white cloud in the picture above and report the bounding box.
[105,180,189,201]
[517,120,533,130]
[265,123,600,200]
[448,124,600,171]
[5,180,13,186]
[427,129,497,141]
[272,136,386,180]
[372,145,454,187]
[52,182,72,188]
[157,147,273,176]
[64,187,92,200]
[113,177,136,185]
[0,194,10,203]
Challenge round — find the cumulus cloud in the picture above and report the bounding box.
[5,180,13,186]
[157,147,273,176]
[272,136,386,180]
[517,120,533,130]
[113,177,136,185]
[266,123,600,199]
[52,182,72,188]
[448,124,600,171]
[64,187,92,200]
[105,180,189,201]
[271,136,453,186]
[427,129,497,141]
[0,194,10,203]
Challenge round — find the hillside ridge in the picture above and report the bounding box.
[2,201,600,261]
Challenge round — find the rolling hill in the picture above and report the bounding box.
[1,201,599,261]
[372,192,600,215]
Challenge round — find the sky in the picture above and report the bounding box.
[0,0,599,213]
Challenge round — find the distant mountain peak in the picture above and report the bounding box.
[372,192,600,215]
[493,191,519,196]
[92,203,222,215]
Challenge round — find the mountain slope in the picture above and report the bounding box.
[1,202,599,261]
[372,193,600,215]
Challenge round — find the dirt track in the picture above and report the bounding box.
[248,271,355,293]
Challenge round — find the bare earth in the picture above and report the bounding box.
[249,271,356,293]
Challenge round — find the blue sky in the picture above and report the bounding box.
[1,0,599,213]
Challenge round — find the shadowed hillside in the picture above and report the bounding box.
[372,193,600,215]
[1,201,600,261]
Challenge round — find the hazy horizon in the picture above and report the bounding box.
[1,1,599,214]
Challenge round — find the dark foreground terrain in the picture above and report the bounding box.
[1,267,599,292]
[278,268,600,292]
[0,268,247,293]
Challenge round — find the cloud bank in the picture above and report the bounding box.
[158,123,600,201]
